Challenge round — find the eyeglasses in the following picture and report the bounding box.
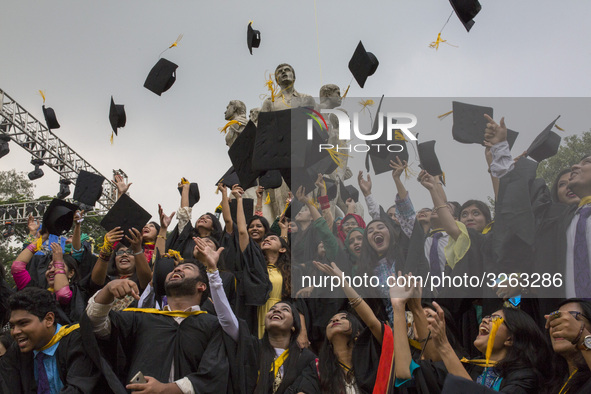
[115,249,133,256]
[549,310,590,321]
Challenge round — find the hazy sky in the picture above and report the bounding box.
[2,1,590,224]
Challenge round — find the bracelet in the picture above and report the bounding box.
[572,322,586,345]
[26,244,36,253]
[53,262,65,270]
[433,204,448,213]
[99,252,112,261]
[157,235,167,240]
[54,270,66,275]
[133,249,144,256]
[348,297,362,308]
[206,267,218,274]
[317,195,330,210]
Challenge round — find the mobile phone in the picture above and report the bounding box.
[130,371,147,384]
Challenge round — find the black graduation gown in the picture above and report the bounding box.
[228,319,319,394]
[0,328,109,393]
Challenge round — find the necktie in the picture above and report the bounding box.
[36,352,50,394]
[574,206,591,298]
[429,232,444,277]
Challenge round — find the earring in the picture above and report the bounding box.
[291,326,295,332]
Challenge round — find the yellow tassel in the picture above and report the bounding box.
[440,172,446,186]
[327,147,350,169]
[264,192,271,205]
[167,249,184,263]
[180,177,190,185]
[359,99,375,114]
[35,237,43,251]
[394,130,408,142]
[429,33,458,51]
[110,131,114,145]
[342,84,351,99]
[485,317,504,366]
[438,110,453,120]
[219,120,241,134]
[555,124,565,131]
[169,33,184,48]
[38,90,46,103]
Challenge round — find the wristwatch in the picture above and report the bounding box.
[578,335,591,351]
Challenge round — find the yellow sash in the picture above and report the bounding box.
[123,308,207,318]
[39,324,80,351]
[270,349,289,378]
[460,357,498,368]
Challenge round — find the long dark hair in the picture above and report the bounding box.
[248,215,270,236]
[358,219,405,273]
[63,254,79,283]
[263,235,292,299]
[460,199,492,226]
[255,301,303,394]
[548,299,591,393]
[319,311,363,393]
[495,307,553,388]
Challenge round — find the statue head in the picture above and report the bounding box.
[249,107,261,124]
[274,63,295,88]
[319,84,342,109]
[225,100,246,120]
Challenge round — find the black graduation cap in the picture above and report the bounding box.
[42,198,79,235]
[258,170,283,189]
[451,101,492,144]
[100,194,151,246]
[73,170,105,207]
[449,0,482,32]
[177,178,200,207]
[216,166,241,188]
[281,167,316,197]
[229,198,254,223]
[442,374,497,393]
[109,96,126,134]
[153,251,176,302]
[348,41,379,88]
[252,109,293,170]
[144,58,178,96]
[284,199,304,220]
[526,116,562,162]
[247,22,261,55]
[506,129,519,150]
[228,120,260,189]
[365,96,409,175]
[417,140,444,179]
[339,179,359,203]
[42,105,60,130]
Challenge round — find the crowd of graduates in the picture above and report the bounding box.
[2,100,591,394]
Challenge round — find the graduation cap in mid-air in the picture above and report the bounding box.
[450,101,519,149]
[109,96,126,136]
[100,194,151,246]
[42,198,79,236]
[449,0,482,32]
[228,198,254,223]
[144,58,178,96]
[417,140,444,183]
[42,105,60,130]
[348,41,379,88]
[526,116,562,162]
[178,178,200,207]
[228,120,261,189]
[247,22,261,55]
[73,170,105,207]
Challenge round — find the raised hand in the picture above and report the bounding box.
[418,170,437,191]
[114,174,132,196]
[389,157,407,180]
[158,204,176,230]
[483,114,507,146]
[231,184,244,199]
[193,236,224,271]
[50,242,63,262]
[106,279,140,300]
[295,186,308,202]
[125,228,143,253]
[357,171,372,197]
[313,261,344,278]
[27,215,40,236]
[426,302,449,347]
[105,227,124,245]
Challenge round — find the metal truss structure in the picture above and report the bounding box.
[0,88,120,224]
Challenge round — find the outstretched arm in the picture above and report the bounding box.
[232,185,249,252]
[219,183,233,234]
[419,170,461,240]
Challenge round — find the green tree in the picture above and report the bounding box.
[0,169,34,202]
[537,131,591,187]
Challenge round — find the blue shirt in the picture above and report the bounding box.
[33,324,63,394]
